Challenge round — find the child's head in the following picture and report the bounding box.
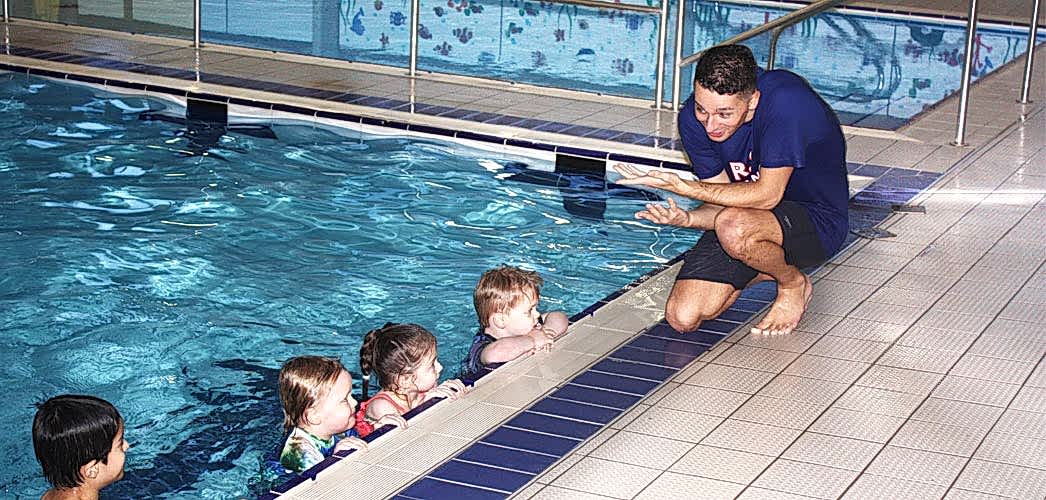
[474,266,544,337]
[33,394,128,492]
[279,356,357,436]
[359,323,441,398]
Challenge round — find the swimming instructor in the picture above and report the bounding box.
[615,44,849,336]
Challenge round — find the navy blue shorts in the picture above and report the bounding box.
[676,201,827,289]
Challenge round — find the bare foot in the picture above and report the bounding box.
[751,274,813,336]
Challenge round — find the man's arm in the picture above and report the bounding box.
[615,164,793,211]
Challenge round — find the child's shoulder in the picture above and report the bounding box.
[363,390,409,416]
[279,428,316,473]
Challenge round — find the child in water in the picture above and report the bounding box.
[462,266,569,379]
[356,323,468,435]
[33,395,130,500]
[277,356,404,473]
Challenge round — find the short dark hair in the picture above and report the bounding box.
[694,44,758,96]
[33,395,123,489]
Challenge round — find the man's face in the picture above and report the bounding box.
[693,84,759,142]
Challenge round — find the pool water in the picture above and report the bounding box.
[0,72,693,498]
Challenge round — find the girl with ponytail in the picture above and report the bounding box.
[355,323,468,436]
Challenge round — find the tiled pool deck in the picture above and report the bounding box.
[5,14,1045,500]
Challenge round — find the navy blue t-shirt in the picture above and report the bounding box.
[678,69,849,255]
[461,329,503,382]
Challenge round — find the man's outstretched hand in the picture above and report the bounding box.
[636,197,692,227]
[613,164,690,195]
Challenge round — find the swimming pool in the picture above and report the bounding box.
[0,71,693,498]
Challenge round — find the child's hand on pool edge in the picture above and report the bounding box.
[334,436,368,453]
[373,413,407,430]
[423,379,468,402]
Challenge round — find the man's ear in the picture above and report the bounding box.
[747,89,761,114]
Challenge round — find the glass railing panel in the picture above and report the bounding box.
[679,1,1046,128]
[200,0,411,66]
[11,0,194,38]
[415,0,661,99]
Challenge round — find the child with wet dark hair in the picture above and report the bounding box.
[277,356,402,473]
[355,323,468,436]
[462,265,569,379]
[33,394,130,500]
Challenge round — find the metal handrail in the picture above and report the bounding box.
[671,0,850,109]
[536,0,661,15]
[953,0,979,146]
[194,0,201,48]
[409,0,420,76]
[653,0,670,107]
[1018,0,1042,104]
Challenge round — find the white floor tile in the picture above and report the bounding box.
[634,471,744,500]
[670,444,776,484]
[865,445,968,486]
[550,457,661,499]
[588,431,694,469]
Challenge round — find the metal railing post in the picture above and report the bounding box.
[409,0,420,76]
[1018,0,1042,104]
[194,0,201,48]
[654,0,670,108]
[767,28,784,70]
[953,0,979,146]
[671,0,687,109]
[3,0,8,23]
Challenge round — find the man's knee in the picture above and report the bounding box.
[666,296,720,333]
[665,308,702,333]
[714,207,759,259]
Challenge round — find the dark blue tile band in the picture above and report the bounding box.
[503,411,601,441]
[480,427,580,457]
[455,442,562,474]
[428,460,533,493]
[550,384,643,410]
[397,478,507,500]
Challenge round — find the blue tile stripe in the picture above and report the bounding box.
[0,52,944,498]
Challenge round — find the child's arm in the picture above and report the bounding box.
[479,329,553,364]
[365,398,408,428]
[540,311,569,337]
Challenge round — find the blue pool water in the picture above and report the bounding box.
[0,72,693,498]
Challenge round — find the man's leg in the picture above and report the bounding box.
[714,206,813,335]
[667,230,773,332]
[665,279,740,333]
